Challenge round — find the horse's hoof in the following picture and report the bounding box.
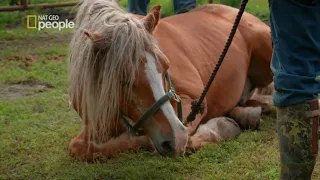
[261,104,272,114]
[69,138,95,161]
[247,107,262,130]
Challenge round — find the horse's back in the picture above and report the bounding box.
[192,4,273,87]
[153,4,251,84]
[153,5,255,118]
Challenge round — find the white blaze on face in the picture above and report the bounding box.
[144,52,186,129]
[144,52,189,155]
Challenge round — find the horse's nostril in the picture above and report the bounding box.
[161,141,174,152]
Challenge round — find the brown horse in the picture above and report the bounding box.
[68,0,273,160]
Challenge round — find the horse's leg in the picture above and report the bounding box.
[187,117,242,151]
[230,78,271,127]
[228,106,262,130]
[88,133,151,159]
[245,81,274,114]
[69,126,151,161]
[179,94,208,135]
[245,99,272,114]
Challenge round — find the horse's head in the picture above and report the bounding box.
[69,1,188,157]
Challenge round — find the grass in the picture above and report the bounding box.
[2,0,318,180]
[0,74,282,180]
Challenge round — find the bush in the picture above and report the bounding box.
[220,0,241,8]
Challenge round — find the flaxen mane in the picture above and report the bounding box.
[68,0,160,143]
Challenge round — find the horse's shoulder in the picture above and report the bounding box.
[192,4,268,29]
[191,4,235,14]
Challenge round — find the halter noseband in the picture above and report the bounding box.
[120,72,184,136]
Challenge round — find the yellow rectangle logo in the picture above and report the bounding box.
[27,15,37,28]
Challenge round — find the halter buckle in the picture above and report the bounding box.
[170,90,181,102]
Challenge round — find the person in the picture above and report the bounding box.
[268,0,320,179]
[128,0,197,15]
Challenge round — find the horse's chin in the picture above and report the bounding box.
[154,146,182,158]
[147,136,187,158]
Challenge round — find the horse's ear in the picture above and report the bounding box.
[84,30,103,41]
[84,30,105,49]
[143,5,161,33]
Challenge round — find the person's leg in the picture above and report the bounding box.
[173,0,197,14]
[268,0,320,179]
[277,100,319,179]
[128,0,150,16]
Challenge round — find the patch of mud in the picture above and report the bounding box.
[0,55,37,70]
[0,31,72,54]
[0,54,66,67]
[0,55,38,62]
[1,54,66,61]
[0,80,54,100]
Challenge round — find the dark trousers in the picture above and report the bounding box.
[269,0,320,107]
[128,0,197,15]
[269,0,320,179]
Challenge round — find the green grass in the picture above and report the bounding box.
[2,0,316,179]
[0,73,282,180]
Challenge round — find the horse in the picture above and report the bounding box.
[68,0,273,161]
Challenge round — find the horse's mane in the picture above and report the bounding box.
[69,0,159,143]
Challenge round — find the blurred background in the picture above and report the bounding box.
[0,0,269,29]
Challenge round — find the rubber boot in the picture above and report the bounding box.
[229,106,262,130]
[277,99,319,180]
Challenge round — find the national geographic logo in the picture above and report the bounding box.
[26,15,74,31]
[26,15,37,29]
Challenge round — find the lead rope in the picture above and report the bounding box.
[186,0,249,122]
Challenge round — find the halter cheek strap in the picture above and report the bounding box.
[120,72,184,136]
